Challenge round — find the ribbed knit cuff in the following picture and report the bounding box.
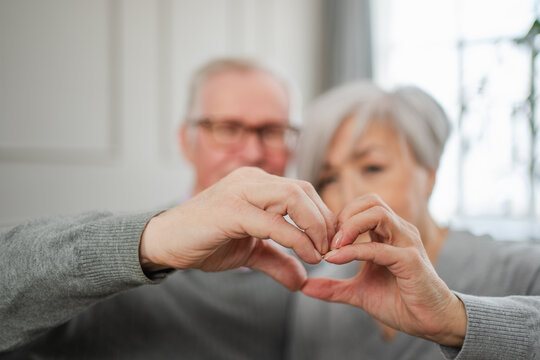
[440,292,536,359]
[76,211,164,293]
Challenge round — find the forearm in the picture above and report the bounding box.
[440,293,540,360]
[0,211,158,351]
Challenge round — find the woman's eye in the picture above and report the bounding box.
[317,175,338,191]
[362,165,383,174]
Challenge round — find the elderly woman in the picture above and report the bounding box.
[289,81,540,359]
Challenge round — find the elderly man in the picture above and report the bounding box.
[1,58,332,359]
[178,58,300,194]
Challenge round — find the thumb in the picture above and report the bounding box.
[246,241,307,291]
[301,277,357,304]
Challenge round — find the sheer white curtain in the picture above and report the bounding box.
[322,0,372,88]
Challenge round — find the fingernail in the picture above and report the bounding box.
[332,230,343,248]
[313,248,322,261]
[323,249,338,260]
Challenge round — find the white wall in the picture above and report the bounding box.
[0,0,325,226]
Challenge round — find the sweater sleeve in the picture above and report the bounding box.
[440,293,540,359]
[0,211,162,351]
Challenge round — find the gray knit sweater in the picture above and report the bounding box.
[0,212,292,359]
[1,213,539,359]
[287,230,540,359]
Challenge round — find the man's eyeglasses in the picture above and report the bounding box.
[192,118,300,151]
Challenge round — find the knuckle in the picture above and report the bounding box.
[408,224,421,238]
[234,166,264,178]
[228,196,244,212]
[228,167,246,180]
[402,247,420,263]
[340,204,356,221]
[371,205,390,219]
[407,246,428,265]
[296,179,316,193]
[401,221,421,240]
[363,193,383,205]
[284,183,303,198]
[251,166,266,175]
[343,193,383,217]
[269,212,285,228]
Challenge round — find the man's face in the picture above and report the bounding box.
[180,69,292,194]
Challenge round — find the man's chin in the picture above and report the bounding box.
[225,164,270,175]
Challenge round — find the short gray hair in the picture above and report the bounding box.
[297,80,451,186]
[183,57,301,127]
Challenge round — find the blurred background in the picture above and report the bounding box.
[1,0,539,240]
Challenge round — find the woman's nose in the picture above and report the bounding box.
[341,168,365,202]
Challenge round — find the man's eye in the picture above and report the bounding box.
[216,123,242,135]
[261,127,285,139]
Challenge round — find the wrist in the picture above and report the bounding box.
[434,293,467,347]
[139,212,171,274]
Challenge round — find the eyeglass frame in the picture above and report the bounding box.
[189,117,300,151]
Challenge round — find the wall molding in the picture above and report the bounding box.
[0,0,121,164]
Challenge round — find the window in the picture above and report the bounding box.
[371,0,540,240]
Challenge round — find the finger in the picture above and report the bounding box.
[282,184,328,255]
[301,277,360,306]
[332,194,393,248]
[243,181,328,255]
[324,242,401,267]
[239,205,322,264]
[333,194,393,249]
[332,206,400,249]
[291,179,336,254]
[246,240,307,291]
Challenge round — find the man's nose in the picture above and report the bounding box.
[240,132,265,163]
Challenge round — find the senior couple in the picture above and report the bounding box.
[1,58,539,359]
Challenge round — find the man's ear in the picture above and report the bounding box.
[179,125,195,163]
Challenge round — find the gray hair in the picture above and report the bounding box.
[297,80,451,186]
[183,57,301,127]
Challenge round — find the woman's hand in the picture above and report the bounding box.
[301,194,467,347]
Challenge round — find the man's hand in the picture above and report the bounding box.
[139,167,336,291]
[301,194,467,346]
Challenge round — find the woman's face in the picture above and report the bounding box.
[317,116,435,228]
